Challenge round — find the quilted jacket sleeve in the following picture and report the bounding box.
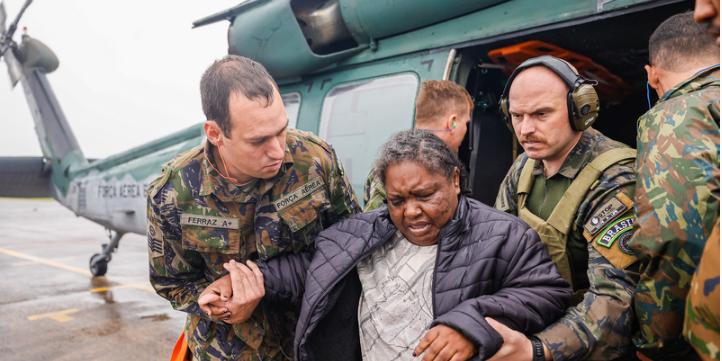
[432,226,571,360]
[256,250,313,306]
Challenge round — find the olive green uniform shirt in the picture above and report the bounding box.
[495,128,640,361]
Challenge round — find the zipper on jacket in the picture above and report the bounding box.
[430,198,467,319]
[431,237,442,318]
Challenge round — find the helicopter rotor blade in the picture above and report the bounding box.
[0,2,7,32]
[1,0,34,58]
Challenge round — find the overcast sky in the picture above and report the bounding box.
[0,0,239,158]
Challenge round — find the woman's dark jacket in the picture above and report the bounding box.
[258,196,571,361]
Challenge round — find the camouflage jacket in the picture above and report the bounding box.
[362,167,386,212]
[685,219,720,361]
[147,128,360,361]
[495,128,640,361]
[630,68,720,360]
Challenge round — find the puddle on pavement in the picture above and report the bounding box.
[89,276,115,304]
[140,313,171,322]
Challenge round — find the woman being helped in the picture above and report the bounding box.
[228,129,571,361]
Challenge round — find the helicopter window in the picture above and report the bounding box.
[281,92,301,129]
[319,73,419,200]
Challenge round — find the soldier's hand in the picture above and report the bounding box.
[222,260,265,324]
[413,324,475,361]
[485,317,550,361]
[198,274,232,320]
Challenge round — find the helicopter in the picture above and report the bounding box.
[0,0,690,276]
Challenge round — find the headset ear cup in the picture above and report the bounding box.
[571,84,600,131]
[499,97,513,132]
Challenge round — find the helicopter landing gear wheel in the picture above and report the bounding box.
[89,253,108,276]
[89,230,123,277]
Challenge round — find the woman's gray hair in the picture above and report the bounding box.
[375,129,463,185]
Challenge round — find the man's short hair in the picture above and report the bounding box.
[200,55,278,137]
[415,80,474,126]
[649,11,719,71]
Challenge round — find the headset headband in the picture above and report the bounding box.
[500,55,601,132]
[501,55,597,98]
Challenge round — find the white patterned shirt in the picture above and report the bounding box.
[357,231,438,361]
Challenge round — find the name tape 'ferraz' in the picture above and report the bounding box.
[274,178,324,211]
[180,213,240,230]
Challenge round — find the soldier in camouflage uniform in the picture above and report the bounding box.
[687,4,721,361]
[686,220,720,361]
[363,80,473,211]
[487,56,640,361]
[631,12,720,361]
[147,55,359,361]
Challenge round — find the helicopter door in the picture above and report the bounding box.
[310,49,455,202]
[449,52,514,206]
[281,92,301,129]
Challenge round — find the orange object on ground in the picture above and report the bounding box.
[488,40,628,100]
[170,331,191,361]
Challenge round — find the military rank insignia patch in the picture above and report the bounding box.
[583,192,633,240]
[149,237,164,257]
[584,192,633,236]
[147,221,164,258]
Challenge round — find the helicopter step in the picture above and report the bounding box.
[89,230,124,276]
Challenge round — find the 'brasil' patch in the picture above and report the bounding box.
[596,215,635,248]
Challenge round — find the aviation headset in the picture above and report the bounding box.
[499,55,600,132]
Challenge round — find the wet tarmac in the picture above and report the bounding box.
[0,198,185,360]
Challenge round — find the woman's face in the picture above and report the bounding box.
[384,161,460,246]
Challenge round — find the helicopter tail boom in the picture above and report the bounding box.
[1,0,86,199]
